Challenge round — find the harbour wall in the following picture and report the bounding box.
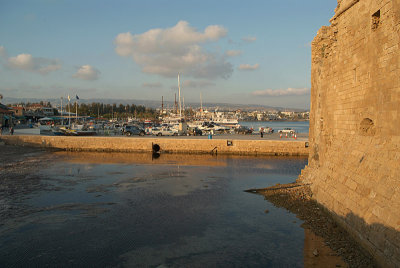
[300,0,400,267]
[0,135,309,156]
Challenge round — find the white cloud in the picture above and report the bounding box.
[238,63,259,71]
[241,36,257,42]
[8,54,34,69]
[182,80,215,88]
[252,88,310,96]
[143,82,162,88]
[114,21,233,79]
[225,50,242,57]
[73,65,100,80]
[7,53,61,74]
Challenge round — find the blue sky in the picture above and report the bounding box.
[0,0,337,109]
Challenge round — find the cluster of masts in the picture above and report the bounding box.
[58,73,201,121]
[161,74,203,117]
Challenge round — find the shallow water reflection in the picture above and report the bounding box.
[0,152,335,267]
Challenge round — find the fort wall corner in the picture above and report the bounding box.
[300,0,400,266]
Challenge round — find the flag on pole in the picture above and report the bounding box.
[76,95,79,100]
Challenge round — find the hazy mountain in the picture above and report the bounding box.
[1,97,308,112]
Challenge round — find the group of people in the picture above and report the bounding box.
[0,124,14,135]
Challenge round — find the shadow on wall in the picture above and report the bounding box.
[341,213,399,268]
[260,190,399,268]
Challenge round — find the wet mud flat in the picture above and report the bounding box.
[0,144,61,220]
[246,183,377,267]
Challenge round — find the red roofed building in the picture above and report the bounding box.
[11,106,25,117]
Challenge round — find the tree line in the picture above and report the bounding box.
[10,102,158,119]
[65,102,158,119]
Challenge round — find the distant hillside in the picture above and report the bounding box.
[1,97,308,112]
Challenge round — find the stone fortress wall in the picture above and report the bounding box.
[299,0,400,266]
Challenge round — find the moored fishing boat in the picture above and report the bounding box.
[211,118,240,128]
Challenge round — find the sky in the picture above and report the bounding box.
[0,0,337,109]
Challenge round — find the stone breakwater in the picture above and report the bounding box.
[0,135,309,156]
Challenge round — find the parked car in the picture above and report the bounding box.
[123,125,145,136]
[187,127,203,136]
[235,126,253,135]
[145,126,161,135]
[153,127,178,136]
[259,127,274,133]
[278,128,296,134]
[147,127,161,135]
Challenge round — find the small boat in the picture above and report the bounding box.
[56,126,97,136]
[52,127,65,136]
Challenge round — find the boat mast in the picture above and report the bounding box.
[200,92,203,114]
[68,95,70,127]
[60,97,63,125]
[174,93,177,114]
[161,96,164,114]
[178,74,182,118]
[75,99,78,123]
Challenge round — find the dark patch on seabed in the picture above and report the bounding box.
[0,149,346,267]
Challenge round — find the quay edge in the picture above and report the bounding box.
[0,135,309,156]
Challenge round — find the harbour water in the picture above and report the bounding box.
[0,151,334,267]
[240,121,309,133]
